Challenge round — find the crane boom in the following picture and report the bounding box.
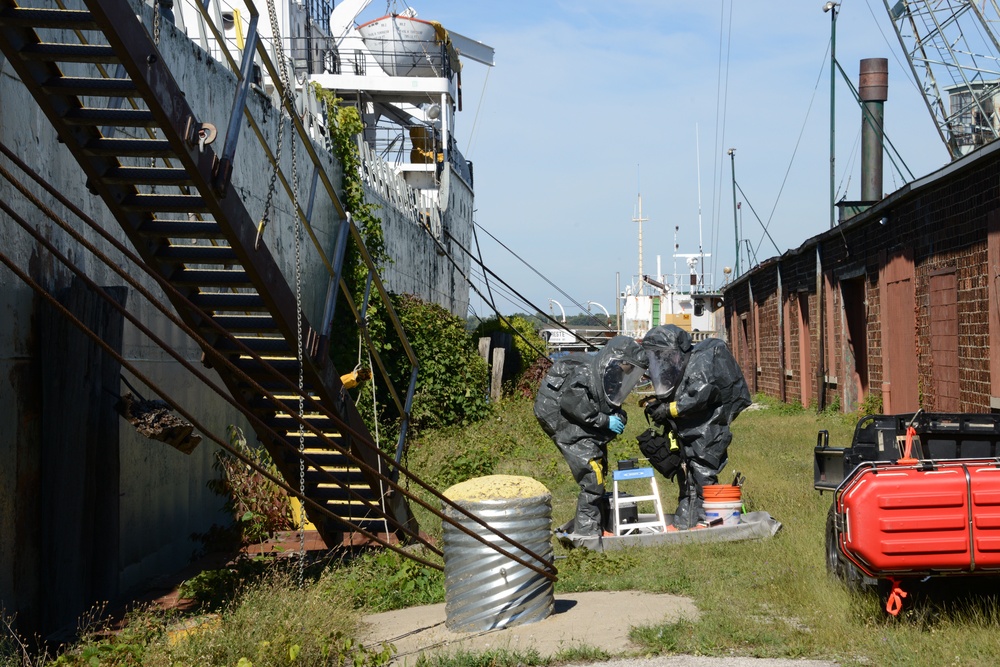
[884,0,1000,160]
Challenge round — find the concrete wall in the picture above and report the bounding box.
[724,140,1000,414]
[0,0,470,636]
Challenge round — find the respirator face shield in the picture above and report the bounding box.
[646,347,687,399]
[602,360,645,406]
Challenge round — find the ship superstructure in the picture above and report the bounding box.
[0,0,506,637]
[168,0,494,313]
[618,194,724,340]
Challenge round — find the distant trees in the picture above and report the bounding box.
[466,311,612,332]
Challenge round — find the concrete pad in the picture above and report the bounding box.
[359,590,700,665]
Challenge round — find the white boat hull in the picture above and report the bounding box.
[358,15,443,77]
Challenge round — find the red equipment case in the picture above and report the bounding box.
[835,459,1000,577]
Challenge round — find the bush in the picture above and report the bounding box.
[203,426,294,547]
[472,316,548,389]
[371,294,490,432]
[514,356,553,399]
[399,295,490,428]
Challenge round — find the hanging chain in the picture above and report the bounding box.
[264,0,306,588]
[150,1,161,178]
[295,137,304,589]
[152,0,161,44]
[256,122,282,249]
[256,0,286,250]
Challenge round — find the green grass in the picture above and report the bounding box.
[11,395,1000,666]
[407,395,1000,667]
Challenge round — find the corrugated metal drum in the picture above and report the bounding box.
[442,475,553,632]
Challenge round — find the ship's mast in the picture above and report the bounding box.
[696,126,705,284]
[633,192,647,294]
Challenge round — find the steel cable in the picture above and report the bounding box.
[0,194,561,578]
[0,144,557,580]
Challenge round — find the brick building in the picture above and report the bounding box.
[722,139,1000,414]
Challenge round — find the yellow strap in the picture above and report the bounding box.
[668,431,679,451]
[254,218,266,250]
[233,9,245,50]
[669,401,679,418]
[589,459,604,486]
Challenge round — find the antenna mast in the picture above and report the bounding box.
[696,124,704,285]
[633,169,647,294]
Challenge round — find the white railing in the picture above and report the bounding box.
[357,139,443,238]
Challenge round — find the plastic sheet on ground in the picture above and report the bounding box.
[555,510,781,552]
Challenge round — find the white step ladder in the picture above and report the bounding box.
[611,467,668,535]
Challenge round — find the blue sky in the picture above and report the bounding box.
[365,1,951,318]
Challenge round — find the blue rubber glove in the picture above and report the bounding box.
[608,414,625,434]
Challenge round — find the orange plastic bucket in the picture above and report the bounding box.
[702,484,742,500]
[702,485,743,526]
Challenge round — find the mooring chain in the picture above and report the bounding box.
[152,0,160,44]
[149,0,161,184]
[255,0,286,251]
[262,0,306,587]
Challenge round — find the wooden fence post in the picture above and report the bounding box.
[491,347,505,401]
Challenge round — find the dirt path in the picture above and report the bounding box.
[359,590,840,667]
[359,590,698,664]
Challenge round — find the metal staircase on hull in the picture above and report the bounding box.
[0,0,416,545]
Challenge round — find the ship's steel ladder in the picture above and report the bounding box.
[0,0,415,545]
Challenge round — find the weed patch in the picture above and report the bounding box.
[31,393,1000,667]
[414,648,548,667]
[329,549,445,612]
[201,426,294,548]
[177,556,275,612]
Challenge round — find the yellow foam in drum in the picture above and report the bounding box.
[444,474,550,502]
[442,475,553,632]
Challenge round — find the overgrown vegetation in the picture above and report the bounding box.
[311,89,491,450]
[472,315,548,384]
[330,550,444,613]
[176,556,274,613]
[314,86,389,282]
[201,425,294,548]
[382,294,490,431]
[1,562,402,667]
[17,374,1000,665]
[858,390,883,415]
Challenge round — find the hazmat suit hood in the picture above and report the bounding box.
[593,335,648,407]
[641,325,692,399]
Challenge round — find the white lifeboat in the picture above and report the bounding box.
[357,12,450,77]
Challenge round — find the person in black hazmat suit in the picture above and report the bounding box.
[640,325,751,530]
[534,336,648,537]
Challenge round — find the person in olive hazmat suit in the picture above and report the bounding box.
[534,336,648,537]
[640,325,751,530]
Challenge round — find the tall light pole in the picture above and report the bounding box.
[825,1,839,229]
[548,299,566,323]
[586,300,610,323]
[738,201,743,274]
[728,148,739,278]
